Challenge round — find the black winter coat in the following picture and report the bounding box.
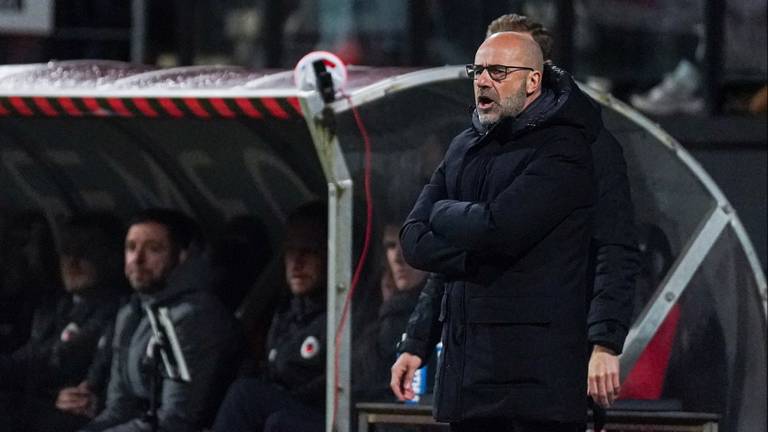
[0,289,120,397]
[400,66,598,423]
[265,294,327,408]
[353,284,423,402]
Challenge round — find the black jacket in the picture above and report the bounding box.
[353,284,423,402]
[0,288,120,398]
[265,294,327,408]
[400,65,597,423]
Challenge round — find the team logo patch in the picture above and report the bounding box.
[97,334,108,349]
[300,336,320,359]
[60,322,80,342]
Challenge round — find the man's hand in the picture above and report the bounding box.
[56,381,97,418]
[390,353,423,401]
[588,345,621,408]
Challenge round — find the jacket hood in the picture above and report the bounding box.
[471,63,603,143]
[140,251,212,307]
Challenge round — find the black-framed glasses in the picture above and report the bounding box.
[465,64,534,81]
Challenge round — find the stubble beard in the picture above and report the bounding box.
[477,81,527,126]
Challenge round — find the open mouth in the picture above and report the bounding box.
[477,96,495,110]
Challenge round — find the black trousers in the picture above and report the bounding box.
[212,378,323,432]
[450,417,583,432]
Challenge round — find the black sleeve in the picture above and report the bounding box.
[400,162,475,277]
[587,129,640,354]
[429,134,594,258]
[0,301,58,388]
[401,274,445,362]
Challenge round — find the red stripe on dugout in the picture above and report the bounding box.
[83,98,108,116]
[132,98,158,117]
[261,97,289,119]
[107,98,132,117]
[209,98,236,118]
[158,98,184,118]
[58,97,83,116]
[9,97,34,116]
[183,98,210,118]
[286,97,303,116]
[0,100,9,116]
[32,97,58,116]
[234,98,263,118]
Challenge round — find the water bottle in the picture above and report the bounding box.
[398,334,427,405]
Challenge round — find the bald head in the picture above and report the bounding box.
[472,31,545,125]
[480,32,544,73]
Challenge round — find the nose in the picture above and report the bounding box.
[292,252,307,270]
[129,247,145,265]
[393,245,406,264]
[475,68,493,87]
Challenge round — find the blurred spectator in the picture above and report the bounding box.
[623,0,767,115]
[213,202,327,432]
[0,212,125,432]
[0,210,60,354]
[80,208,241,432]
[630,58,705,115]
[353,223,427,403]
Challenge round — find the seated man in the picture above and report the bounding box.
[353,222,427,402]
[80,208,241,432]
[213,202,327,432]
[0,212,125,432]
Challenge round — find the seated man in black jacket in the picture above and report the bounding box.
[353,222,427,402]
[213,202,327,432]
[0,212,125,432]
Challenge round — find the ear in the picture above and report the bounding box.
[526,70,542,95]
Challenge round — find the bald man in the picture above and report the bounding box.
[391,32,600,431]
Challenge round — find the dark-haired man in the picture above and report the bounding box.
[81,209,240,432]
[486,14,640,409]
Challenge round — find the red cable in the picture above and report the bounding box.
[331,93,374,430]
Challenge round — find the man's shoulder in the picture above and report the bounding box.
[591,127,627,167]
[166,289,233,323]
[447,126,478,150]
[527,125,593,158]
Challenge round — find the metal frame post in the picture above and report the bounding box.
[301,97,353,432]
[130,0,146,64]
